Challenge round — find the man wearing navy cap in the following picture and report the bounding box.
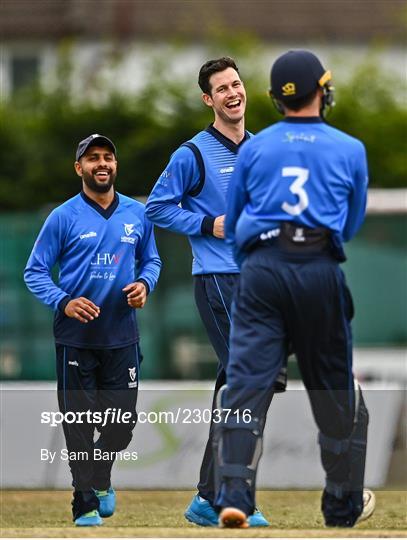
[214,50,374,528]
[24,134,161,526]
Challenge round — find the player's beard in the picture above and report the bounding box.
[82,170,117,193]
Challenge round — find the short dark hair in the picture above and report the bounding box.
[281,88,319,112]
[198,57,239,95]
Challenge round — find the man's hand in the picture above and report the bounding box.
[64,297,100,323]
[213,215,225,239]
[123,281,147,308]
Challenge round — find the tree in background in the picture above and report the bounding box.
[0,39,406,210]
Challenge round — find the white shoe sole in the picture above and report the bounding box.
[357,489,376,524]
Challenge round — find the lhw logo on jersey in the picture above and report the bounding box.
[90,253,121,266]
[121,223,136,245]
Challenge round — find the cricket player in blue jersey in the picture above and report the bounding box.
[24,134,161,526]
[146,57,282,527]
[214,50,375,528]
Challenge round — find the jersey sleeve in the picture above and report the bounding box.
[145,145,207,236]
[23,210,71,311]
[135,212,162,294]
[342,142,369,242]
[225,147,250,265]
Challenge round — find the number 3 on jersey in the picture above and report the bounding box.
[281,167,309,216]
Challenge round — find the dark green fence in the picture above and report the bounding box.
[1,212,406,380]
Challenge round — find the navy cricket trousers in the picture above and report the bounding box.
[56,343,140,519]
[215,246,368,525]
[194,273,236,504]
[194,273,287,505]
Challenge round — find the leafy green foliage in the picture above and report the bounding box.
[0,49,405,210]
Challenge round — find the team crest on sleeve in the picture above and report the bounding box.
[121,224,136,244]
[158,170,171,186]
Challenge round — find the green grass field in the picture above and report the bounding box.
[0,490,406,538]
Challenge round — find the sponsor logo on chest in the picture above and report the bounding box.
[219,166,234,174]
[91,253,120,266]
[79,231,97,240]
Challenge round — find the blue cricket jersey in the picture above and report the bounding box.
[146,125,250,275]
[24,192,162,348]
[226,117,368,265]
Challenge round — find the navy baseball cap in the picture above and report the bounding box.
[270,50,331,102]
[75,134,117,161]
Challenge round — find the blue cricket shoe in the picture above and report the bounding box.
[75,509,103,526]
[185,494,269,527]
[249,508,270,527]
[95,487,116,518]
[185,495,219,526]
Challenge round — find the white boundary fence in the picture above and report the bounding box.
[1,348,405,489]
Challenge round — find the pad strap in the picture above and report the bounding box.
[318,432,350,455]
[325,479,350,499]
[220,417,260,433]
[220,463,256,481]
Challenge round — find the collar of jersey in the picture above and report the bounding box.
[80,190,119,219]
[282,117,323,123]
[206,124,250,154]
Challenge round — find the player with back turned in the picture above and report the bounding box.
[24,135,161,526]
[213,50,375,528]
